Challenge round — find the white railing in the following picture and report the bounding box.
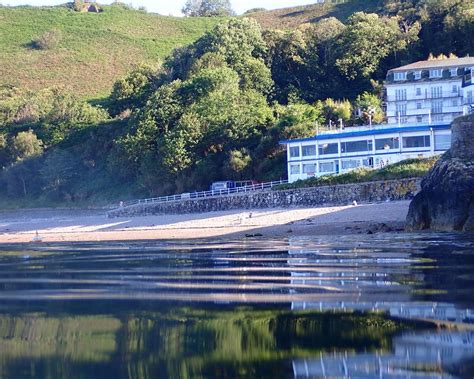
[116,179,289,209]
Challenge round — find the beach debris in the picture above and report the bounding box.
[248,212,253,219]
[31,231,43,243]
[352,200,358,206]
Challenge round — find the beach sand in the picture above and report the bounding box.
[0,201,411,244]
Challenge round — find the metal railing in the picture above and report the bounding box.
[117,179,289,209]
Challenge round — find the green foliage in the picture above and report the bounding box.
[336,12,418,80]
[319,98,352,124]
[275,102,324,139]
[275,157,438,190]
[354,92,384,124]
[11,130,43,161]
[0,6,221,99]
[183,0,234,17]
[109,63,159,115]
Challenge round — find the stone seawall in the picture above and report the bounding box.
[108,178,421,218]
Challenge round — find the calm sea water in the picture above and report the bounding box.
[0,234,473,379]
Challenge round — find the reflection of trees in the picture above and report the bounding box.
[0,309,428,379]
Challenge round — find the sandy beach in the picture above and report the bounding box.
[0,201,411,244]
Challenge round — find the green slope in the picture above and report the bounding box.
[246,0,383,29]
[0,5,222,100]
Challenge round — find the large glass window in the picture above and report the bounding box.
[396,103,407,116]
[341,160,361,170]
[403,135,431,148]
[319,161,335,173]
[290,165,300,175]
[318,143,338,155]
[341,140,373,153]
[302,164,316,174]
[289,146,300,158]
[302,145,316,157]
[431,86,442,98]
[395,89,407,101]
[435,134,451,150]
[431,100,443,114]
[375,137,399,150]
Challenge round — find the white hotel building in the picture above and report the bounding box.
[282,57,474,183]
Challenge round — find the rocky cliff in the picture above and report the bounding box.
[406,114,474,232]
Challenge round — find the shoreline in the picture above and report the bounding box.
[0,201,411,244]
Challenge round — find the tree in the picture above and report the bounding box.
[336,12,418,80]
[354,92,384,125]
[275,102,324,140]
[110,64,159,115]
[11,130,43,161]
[182,0,234,17]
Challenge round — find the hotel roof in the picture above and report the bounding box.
[388,57,474,72]
[279,123,451,144]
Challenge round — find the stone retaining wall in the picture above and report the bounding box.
[108,178,421,218]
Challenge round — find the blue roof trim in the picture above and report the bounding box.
[279,124,451,144]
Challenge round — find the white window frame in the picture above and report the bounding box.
[415,88,422,96]
[414,71,422,80]
[449,68,457,77]
[290,164,300,175]
[394,72,407,81]
[429,69,443,78]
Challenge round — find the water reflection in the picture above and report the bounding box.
[0,233,472,378]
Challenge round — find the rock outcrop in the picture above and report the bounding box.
[406,114,474,232]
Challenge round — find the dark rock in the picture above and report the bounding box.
[406,115,474,232]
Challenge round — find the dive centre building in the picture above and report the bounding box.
[281,57,474,183]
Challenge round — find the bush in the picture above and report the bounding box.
[32,29,62,50]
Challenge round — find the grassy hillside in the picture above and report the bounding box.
[0,5,222,100]
[246,0,383,29]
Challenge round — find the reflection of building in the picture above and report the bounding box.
[292,330,474,379]
[281,57,474,182]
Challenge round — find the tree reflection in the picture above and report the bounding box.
[0,307,427,379]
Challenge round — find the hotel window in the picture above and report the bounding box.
[435,134,451,150]
[416,115,423,123]
[341,140,373,153]
[289,146,300,158]
[302,163,316,174]
[302,145,316,157]
[452,99,458,107]
[416,102,422,110]
[318,143,338,155]
[290,165,300,175]
[431,100,443,114]
[375,137,399,150]
[450,68,457,77]
[319,161,335,173]
[416,88,422,96]
[403,135,431,148]
[341,160,361,170]
[395,89,407,101]
[396,103,407,116]
[394,72,406,81]
[414,71,421,80]
[431,86,442,98]
[429,69,443,78]
[467,91,473,103]
[452,85,458,94]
